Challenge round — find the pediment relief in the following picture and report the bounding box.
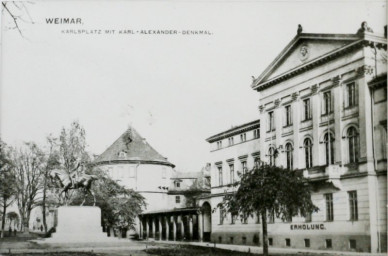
[263,39,354,82]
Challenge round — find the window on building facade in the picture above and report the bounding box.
[269,238,273,246]
[348,127,359,164]
[304,239,310,248]
[346,82,356,108]
[285,143,293,170]
[268,111,275,131]
[285,238,291,247]
[219,209,224,225]
[254,157,261,168]
[175,196,181,204]
[267,210,275,223]
[240,133,247,142]
[285,105,292,126]
[283,214,292,223]
[217,141,222,149]
[303,98,312,121]
[305,211,312,222]
[304,138,313,168]
[348,191,358,221]
[325,193,334,221]
[349,239,357,249]
[241,161,247,175]
[326,239,332,248]
[268,147,276,166]
[324,133,335,165]
[218,166,223,186]
[322,91,332,115]
[175,182,180,188]
[255,212,260,224]
[231,212,237,224]
[228,137,234,146]
[242,213,248,224]
[229,164,234,184]
[253,129,260,139]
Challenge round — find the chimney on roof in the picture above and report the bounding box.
[297,24,303,35]
[357,21,374,35]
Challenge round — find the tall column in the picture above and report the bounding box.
[165,216,170,241]
[139,217,143,239]
[292,94,300,169]
[146,217,149,239]
[151,217,156,238]
[198,211,203,242]
[311,85,321,166]
[333,78,343,165]
[180,215,185,240]
[189,215,193,240]
[159,216,163,240]
[173,216,177,241]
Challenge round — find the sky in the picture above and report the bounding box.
[1,0,386,172]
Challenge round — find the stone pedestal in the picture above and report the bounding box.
[44,206,113,243]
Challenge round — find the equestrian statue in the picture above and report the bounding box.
[49,162,98,206]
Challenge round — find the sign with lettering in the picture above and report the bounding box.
[290,224,325,230]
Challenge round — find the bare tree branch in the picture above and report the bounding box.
[2,2,24,37]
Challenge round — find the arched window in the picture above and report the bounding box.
[268,147,276,166]
[348,127,359,163]
[285,143,293,170]
[304,138,313,168]
[324,133,335,165]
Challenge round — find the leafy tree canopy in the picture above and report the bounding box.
[219,164,319,256]
[70,167,146,231]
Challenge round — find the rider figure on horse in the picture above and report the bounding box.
[70,161,82,188]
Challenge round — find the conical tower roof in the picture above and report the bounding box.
[94,127,175,167]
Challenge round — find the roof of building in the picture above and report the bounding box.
[206,119,260,143]
[172,171,203,179]
[251,31,387,91]
[94,127,175,167]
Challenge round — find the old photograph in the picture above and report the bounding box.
[0,1,387,255]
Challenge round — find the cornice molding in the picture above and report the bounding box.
[206,121,260,143]
[253,37,386,92]
[93,159,175,168]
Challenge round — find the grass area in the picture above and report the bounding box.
[145,244,258,256]
[1,253,99,256]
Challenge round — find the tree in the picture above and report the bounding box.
[2,2,34,37]
[6,212,19,230]
[186,168,210,207]
[219,164,318,256]
[0,140,17,237]
[71,167,146,236]
[10,142,45,232]
[39,135,60,233]
[57,121,90,204]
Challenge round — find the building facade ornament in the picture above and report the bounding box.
[291,92,299,101]
[332,75,342,87]
[274,99,281,107]
[259,105,265,113]
[299,43,310,61]
[311,84,319,94]
[356,65,374,76]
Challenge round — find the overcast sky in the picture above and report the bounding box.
[1,0,386,172]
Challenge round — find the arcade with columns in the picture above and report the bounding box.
[139,202,212,242]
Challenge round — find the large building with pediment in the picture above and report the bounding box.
[206,24,387,253]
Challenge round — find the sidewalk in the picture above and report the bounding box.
[145,239,387,256]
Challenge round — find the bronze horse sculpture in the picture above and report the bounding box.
[49,168,98,206]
